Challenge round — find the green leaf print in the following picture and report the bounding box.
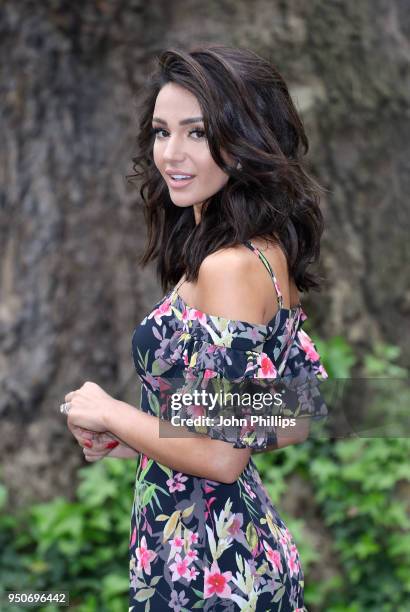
[181,503,195,518]
[136,458,153,482]
[134,587,155,602]
[245,521,258,550]
[171,305,183,320]
[136,347,150,372]
[235,552,244,573]
[156,462,173,479]
[162,510,181,543]
[272,583,286,603]
[141,483,156,507]
[147,390,160,415]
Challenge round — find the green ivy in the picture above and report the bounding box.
[0,460,136,611]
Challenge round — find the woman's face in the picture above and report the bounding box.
[152,82,231,222]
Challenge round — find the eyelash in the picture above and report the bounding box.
[151,127,206,140]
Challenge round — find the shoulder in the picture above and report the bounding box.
[193,245,270,324]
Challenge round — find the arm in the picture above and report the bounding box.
[104,401,251,484]
[251,417,311,454]
[102,248,304,482]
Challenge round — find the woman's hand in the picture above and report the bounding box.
[70,425,138,461]
[83,439,139,461]
[64,381,117,432]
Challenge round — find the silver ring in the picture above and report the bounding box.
[60,402,72,415]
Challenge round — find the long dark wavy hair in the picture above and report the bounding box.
[129,44,327,295]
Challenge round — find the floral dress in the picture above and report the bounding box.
[129,240,328,611]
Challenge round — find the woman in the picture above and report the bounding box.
[64,45,328,611]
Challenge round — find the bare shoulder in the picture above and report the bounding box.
[193,245,268,324]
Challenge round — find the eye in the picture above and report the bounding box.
[151,127,206,140]
[151,127,167,138]
[188,128,206,139]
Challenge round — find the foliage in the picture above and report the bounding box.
[0,460,136,611]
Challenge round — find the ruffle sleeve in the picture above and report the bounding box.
[156,309,329,451]
[278,326,329,423]
[158,333,286,451]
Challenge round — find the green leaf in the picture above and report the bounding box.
[272,584,285,603]
[134,588,155,602]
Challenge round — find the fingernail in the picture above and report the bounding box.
[105,441,119,449]
[83,440,93,448]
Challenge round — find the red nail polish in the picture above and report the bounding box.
[83,440,93,448]
[105,441,119,449]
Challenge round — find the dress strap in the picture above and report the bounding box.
[244,240,284,309]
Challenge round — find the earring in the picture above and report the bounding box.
[236,161,242,170]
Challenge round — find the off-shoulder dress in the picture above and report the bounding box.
[129,240,328,611]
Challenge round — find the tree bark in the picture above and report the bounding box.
[0,0,408,512]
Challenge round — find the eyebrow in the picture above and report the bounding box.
[152,116,204,126]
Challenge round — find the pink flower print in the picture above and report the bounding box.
[186,566,200,583]
[135,535,157,575]
[130,526,137,548]
[166,472,189,493]
[263,540,283,573]
[186,548,199,562]
[289,543,298,558]
[149,298,172,325]
[227,513,243,538]
[187,403,206,418]
[283,526,293,543]
[204,496,217,520]
[204,560,233,599]
[203,483,215,494]
[279,534,288,551]
[257,352,277,378]
[297,329,320,362]
[157,377,173,393]
[288,551,300,577]
[168,535,184,559]
[169,553,192,581]
[189,308,207,324]
[189,531,199,545]
[243,480,256,500]
[318,363,329,379]
[140,453,149,471]
[204,368,218,379]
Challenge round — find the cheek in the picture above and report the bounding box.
[152,143,161,168]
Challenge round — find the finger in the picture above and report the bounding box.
[71,427,94,441]
[65,389,79,402]
[83,438,119,452]
[83,446,106,457]
[83,448,110,462]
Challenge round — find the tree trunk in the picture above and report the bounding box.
[0,0,408,515]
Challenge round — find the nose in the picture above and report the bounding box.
[162,134,187,163]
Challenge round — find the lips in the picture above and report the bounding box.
[167,175,195,188]
[165,170,195,178]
